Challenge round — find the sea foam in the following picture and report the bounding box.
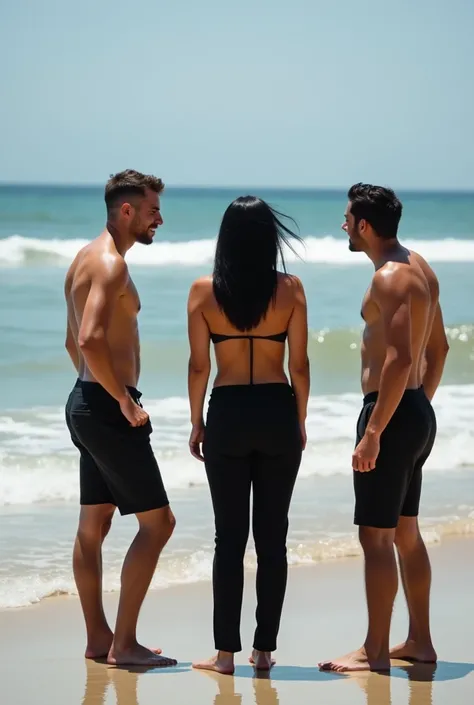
[1,385,473,506]
[2,234,474,267]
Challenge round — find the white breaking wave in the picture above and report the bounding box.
[1,234,474,266]
[1,515,473,609]
[1,385,474,610]
[0,384,473,507]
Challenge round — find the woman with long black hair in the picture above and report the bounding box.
[187,196,309,674]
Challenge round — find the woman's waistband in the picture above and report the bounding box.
[209,382,294,400]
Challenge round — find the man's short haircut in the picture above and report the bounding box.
[105,169,164,213]
[348,183,402,240]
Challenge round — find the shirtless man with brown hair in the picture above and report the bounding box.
[64,169,176,667]
[320,183,449,673]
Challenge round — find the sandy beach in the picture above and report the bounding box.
[0,535,472,705]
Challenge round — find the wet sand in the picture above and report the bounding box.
[0,536,472,705]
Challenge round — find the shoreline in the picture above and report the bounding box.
[2,533,473,617]
[0,535,473,705]
[1,533,473,616]
[1,518,474,612]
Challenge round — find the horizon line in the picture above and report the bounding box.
[1,181,474,195]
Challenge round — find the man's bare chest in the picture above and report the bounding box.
[120,277,141,316]
[360,285,380,326]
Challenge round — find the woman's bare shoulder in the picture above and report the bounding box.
[189,275,213,294]
[188,275,213,309]
[277,271,305,294]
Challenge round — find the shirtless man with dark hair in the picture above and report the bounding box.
[64,169,177,667]
[320,183,449,673]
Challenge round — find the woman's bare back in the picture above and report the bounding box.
[193,272,304,387]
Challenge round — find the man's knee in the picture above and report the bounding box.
[359,525,395,553]
[77,504,115,541]
[158,507,176,543]
[395,516,423,554]
[165,508,176,539]
[100,516,113,541]
[138,506,176,544]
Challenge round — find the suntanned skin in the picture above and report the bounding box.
[64,187,177,668]
[65,238,142,395]
[319,200,449,673]
[187,272,309,675]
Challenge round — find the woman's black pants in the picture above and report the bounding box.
[203,383,302,653]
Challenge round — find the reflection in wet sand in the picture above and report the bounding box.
[80,656,474,705]
[81,658,139,705]
[197,668,281,705]
[252,670,279,705]
[350,663,437,705]
[195,669,243,705]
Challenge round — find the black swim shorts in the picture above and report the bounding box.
[353,387,436,529]
[65,379,169,515]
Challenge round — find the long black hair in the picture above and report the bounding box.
[212,195,302,331]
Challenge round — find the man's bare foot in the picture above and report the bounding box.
[85,630,162,660]
[107,642,176,667]
[249,650,275,670]
[389,639,437,663]
[192,653,235,675]
[318,647,390,673]
[85,629,115,659]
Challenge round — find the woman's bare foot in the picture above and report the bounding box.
[107,642,176,667]
[389,639,437,663]
[249,650,275,670]
[192,652,235,675]
[318,647,391,673]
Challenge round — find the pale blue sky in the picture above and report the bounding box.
[1,0,473,188]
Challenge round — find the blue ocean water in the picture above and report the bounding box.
[0,185,473,608]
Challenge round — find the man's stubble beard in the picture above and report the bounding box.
[135,233,154,246]
[348,239,360,252]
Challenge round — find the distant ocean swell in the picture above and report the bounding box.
[1,325,473,378]
[2,234,474,266]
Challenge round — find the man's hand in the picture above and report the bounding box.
[352,432,380,472]
[189,423,205,461]
[119,394,149,427]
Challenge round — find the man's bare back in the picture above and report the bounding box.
[65,232,141,388]
[360,248,440,396]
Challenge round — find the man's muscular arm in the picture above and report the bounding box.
[65,318,80,372]
[78,257,130,402]
[353,268,413,471]
[366,269,413,437]
[423,302,449,401]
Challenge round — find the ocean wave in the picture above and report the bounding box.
[1,515,472,609]
[1,384,473,506]
[1,324,473,381]
[2,234,474,267]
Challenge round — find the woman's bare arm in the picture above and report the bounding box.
[187,279,211,458]
[287,276,310,447]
